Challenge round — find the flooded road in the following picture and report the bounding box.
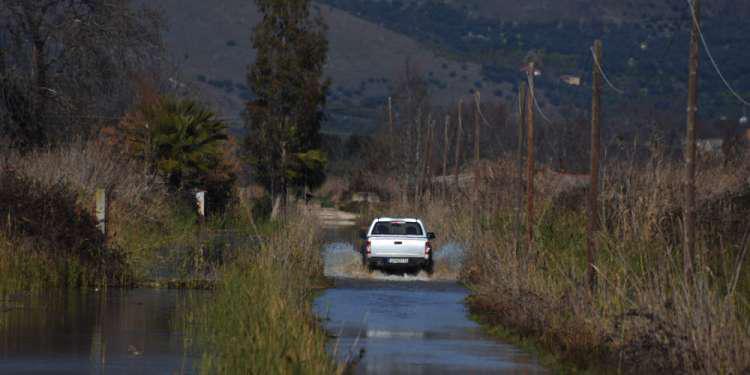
[315,237,546,374]
[0,289,201,374]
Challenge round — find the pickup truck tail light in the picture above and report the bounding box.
[425,241,432,256]
[366,241,372,255]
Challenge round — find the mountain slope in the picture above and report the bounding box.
[321,0,750,122]
[155,0,508,134]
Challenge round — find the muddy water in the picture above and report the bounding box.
[0,289,202,374]
[315,230,546,374]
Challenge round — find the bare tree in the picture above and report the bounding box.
[0,0,164,147]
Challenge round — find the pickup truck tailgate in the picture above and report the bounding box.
[370,237,424,257]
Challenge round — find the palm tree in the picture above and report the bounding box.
[130,98,228,191]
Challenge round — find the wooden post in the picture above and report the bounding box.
[388,96,394,166]
[473,91,482,226]
[95,188,107,239]
[684,0,700,283]
[425,117,435,200]
[525,62,536,257]
[442,115,450,179]
[516,82,527,259]
[453,99,464,189]
[196,190,206,224]
[588,39,603,292]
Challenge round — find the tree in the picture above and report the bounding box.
[0,0,163,148]
[244,0,330,209]
[124,97,236,208]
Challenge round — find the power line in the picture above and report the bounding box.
[473,91,494,128]
[686,0,750,107]
[590,46,625,95]
[526,72,553,124]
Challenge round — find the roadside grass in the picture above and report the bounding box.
[0,235,97,296]
[182,212,341,374]
[470,311,599,374]
[378,154,750,373]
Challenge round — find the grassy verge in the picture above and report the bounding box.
[469,309,593,374]
[182,212,341,374]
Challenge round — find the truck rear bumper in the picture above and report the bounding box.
[367,257,429,268]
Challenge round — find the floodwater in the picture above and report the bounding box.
[0,289,201,374]
[0,224,545,374]
[315,227,546,374]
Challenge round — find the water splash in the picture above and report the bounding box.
[432,242,465,280]
[322,241,465,281]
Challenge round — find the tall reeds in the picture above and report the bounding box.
[388,152,750,372]
[183,212,340,374]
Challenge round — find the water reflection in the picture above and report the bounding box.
[0,289,205,374]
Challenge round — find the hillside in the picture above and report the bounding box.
[154,0,750,136]
[321,0,750,124]
[155,0,508,134]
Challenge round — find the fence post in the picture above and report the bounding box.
[196,190,206,224]
[95,188,107,240]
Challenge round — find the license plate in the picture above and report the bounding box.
[388,258,409,264]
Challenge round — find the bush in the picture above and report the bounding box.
[0,170,103,260]
[0,170,126,291]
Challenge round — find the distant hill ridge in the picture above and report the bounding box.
[153,0,750,135]
[155,0,507,135]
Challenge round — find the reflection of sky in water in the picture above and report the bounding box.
[315,278,546,375]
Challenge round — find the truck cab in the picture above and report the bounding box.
[360,218,436,274]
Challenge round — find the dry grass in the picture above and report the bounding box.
[4,138,170,228]
[381,153,750,373]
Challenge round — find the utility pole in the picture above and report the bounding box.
[454,99,464,189]
[588,40,603,292]
[684,0,700,284]
[473,92,482,227]
[425,117,435,200]
[443,114,450,198]
[516,82,527,259]
[525,62,536,257]
[388,97,394,167]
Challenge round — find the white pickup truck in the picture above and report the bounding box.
[359,218,436,274]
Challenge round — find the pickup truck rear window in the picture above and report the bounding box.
[371,221,424,236]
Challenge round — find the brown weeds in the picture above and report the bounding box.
[380,153,750,373]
